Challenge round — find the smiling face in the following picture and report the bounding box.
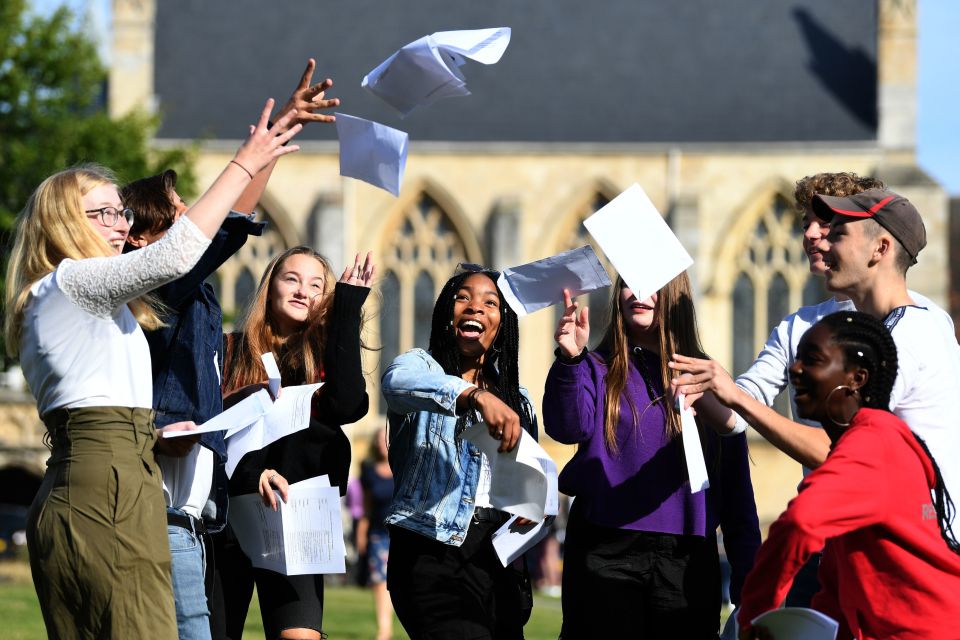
[268,253,327,337]
[81,182,129,254]
[619,285,659,344]
[789,323,858,423]
[801,209,832,275]
[451,273,502,360]
[819,217,874,295]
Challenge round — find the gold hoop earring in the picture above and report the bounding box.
[824,384,861,427]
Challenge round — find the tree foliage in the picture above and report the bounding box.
[0,0,196,362]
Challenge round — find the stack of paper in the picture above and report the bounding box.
[230,475,346,575]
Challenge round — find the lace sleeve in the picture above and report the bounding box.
[57,216,212,318]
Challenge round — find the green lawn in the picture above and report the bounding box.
[0,559,564,639]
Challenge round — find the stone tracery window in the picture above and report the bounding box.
[378,193,470,381]
[731,194,821,415]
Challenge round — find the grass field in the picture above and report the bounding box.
[0,558,564,639]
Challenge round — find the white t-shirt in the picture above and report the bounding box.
[159,447,215,520]
[20,217,211,416]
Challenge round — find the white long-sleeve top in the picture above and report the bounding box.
[20,216,211,417]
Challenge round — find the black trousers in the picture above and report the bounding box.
[387,510,531,640]
[559,500,721,639]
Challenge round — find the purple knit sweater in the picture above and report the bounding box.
[543,348,761,601]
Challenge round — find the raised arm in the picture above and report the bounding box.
[234,59,340,214]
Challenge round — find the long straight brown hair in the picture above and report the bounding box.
[223,246,337,393]
[597,271,708,453]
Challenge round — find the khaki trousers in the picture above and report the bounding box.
[28,406,177,639]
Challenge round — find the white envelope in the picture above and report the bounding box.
[497,246,612,317]
[335,113,409,196]
[362,27,511,117]
[583,184,693,302]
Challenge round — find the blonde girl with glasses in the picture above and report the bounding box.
[3,100,302,639]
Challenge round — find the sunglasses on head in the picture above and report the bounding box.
[453,262,501,278]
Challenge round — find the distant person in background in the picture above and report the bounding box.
[357,428,395,640]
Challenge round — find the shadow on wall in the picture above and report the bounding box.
[793,7,878,130]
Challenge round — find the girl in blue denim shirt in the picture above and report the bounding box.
[381,267,538,640]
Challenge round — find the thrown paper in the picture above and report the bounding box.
[362,27,511,117]
[461,424,559,521]
[583,184,693,303]
[229,475,345,576]
[751,608,838,640]
[492,515,555,567]
[162,389,271,438]
[497,246,612,317]
[225,383,322,478]
[678,394,710,493]
[335,113,408,196]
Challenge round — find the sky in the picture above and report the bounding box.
[28,0,960,195]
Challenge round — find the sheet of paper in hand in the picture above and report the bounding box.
[229,475,346,576]
[162,389,272,438]
[496,245,612,317]
[362,27,511,117]
[461,424,559,522]
[583,183,693,303]
[335,113,408,196]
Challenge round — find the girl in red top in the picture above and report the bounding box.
[737,311,960,640]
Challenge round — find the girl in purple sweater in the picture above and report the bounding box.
[544,273,760,639]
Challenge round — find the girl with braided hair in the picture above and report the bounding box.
[381,265,538,639]
[737,311,960,640]
[544,272,761,638]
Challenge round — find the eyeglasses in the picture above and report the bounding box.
[454,262,501,278]
[85,206,135,227]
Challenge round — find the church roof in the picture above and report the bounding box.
[154,0,878,144]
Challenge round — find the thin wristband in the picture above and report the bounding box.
[229,159,254,180]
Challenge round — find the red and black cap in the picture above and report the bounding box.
[811,188,926,265]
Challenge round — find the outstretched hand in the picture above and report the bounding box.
[554,289,589,357]
[668,353,740,408]
[276,58,340,128]
[339,251,376,288]
[232,99,302,177]
[155,421,200,457]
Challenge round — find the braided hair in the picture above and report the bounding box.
[427,270,534,435]
[820,310,959,554]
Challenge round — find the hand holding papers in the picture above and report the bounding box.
[161,389,272,438]
[461,423,559,522]
[496,246,612,317]
[583,184,693,303]
[230,475,346,575]
[750,608,839,640]
[335,113,409,196]
[362,28,512,117]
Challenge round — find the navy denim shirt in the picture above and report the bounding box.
[144,212,265,533]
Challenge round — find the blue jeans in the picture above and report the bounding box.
[168,509,212,640]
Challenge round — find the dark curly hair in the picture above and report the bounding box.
[819,310,958,553]
[794,172,885,214]
[428,270,534,436]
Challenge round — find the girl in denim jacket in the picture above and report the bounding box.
[381,267,538,640]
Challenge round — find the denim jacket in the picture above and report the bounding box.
[143,212,264,533]
[381,348,537,546]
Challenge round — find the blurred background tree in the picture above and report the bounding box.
[0,0,196,363]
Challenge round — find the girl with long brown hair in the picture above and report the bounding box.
[210,246,374,640]
[543,272,761,638]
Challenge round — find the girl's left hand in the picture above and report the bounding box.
[339,251,376,288]
[259,468,289,511]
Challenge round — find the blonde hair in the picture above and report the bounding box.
[223,246,338,392]
[598,272,708,453]
[4,164,164,356]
